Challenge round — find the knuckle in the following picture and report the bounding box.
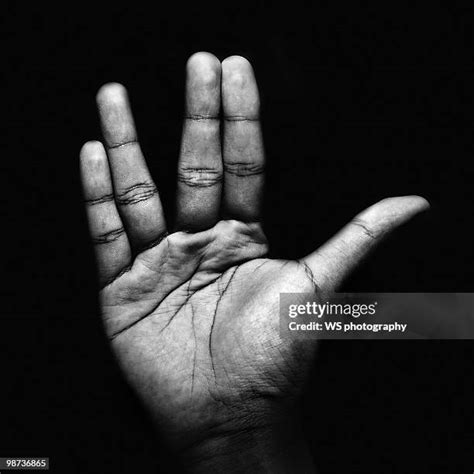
[115,181,158,206]
[92,227,125,245]
[349,218,380,240]
[177,167,222,187]
[224,162,264,177]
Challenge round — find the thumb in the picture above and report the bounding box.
[301,196,430,291]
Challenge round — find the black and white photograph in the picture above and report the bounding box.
[2,4,474,473]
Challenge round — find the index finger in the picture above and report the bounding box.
[221,56,265,222]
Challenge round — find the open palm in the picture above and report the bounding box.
[80,53,428,468]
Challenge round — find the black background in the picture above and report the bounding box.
[2,3,474,473]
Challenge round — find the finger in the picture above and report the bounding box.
[221,56,265,222]
[301,196,430,290]
[80,141,132,286]
[175,52,222,231]
[96,83,166,249]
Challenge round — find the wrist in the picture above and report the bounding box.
[178,419,315,473]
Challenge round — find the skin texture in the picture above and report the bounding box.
[80,52,429,472]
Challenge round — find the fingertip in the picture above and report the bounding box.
[186,52,221,87]
[221,55,260,118]
[222,55,252,70]
[407,195,431,213]
[95,82,137,145]
[96,82,128,107]
[378,195,431,216]
[187,51,220,67]
[80,140,105,160]
[221,55,254,88]
[79,141,108,177]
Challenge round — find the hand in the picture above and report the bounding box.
[80,52,428,472]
